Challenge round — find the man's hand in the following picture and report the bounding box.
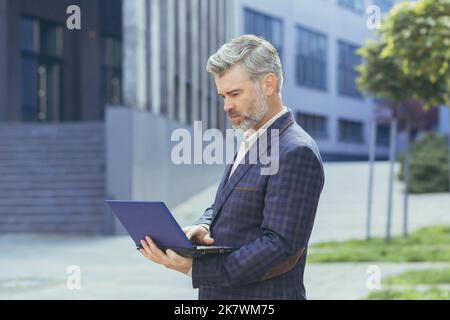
[182,225,214,245]
[139,236,192,275]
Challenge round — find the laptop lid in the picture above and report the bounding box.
[105,200,194,249]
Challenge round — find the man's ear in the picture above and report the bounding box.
[261,73,277,97]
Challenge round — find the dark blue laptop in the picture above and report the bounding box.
[105,200,236,257]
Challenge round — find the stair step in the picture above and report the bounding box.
[0,122,107,234]
[0,152,104,161]
[0,159,104,167]
[0,196,104,206]
[0,222,105,234]
[0,180,105,190]
[0,189,104,198]
[0,205,106,215]
[0,173,105,182]
[0,143,104,154]
[0,165,104,175]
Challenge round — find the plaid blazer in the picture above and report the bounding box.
[192,110,325,300]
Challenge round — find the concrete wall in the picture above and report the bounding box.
[106,106,225,234]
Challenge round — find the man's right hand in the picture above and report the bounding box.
[182,225,214,246]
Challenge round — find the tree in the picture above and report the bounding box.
[358,0,450,240]
[381,0,450,193]
[357,37,417,241]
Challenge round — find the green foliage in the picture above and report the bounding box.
[308,225,450,263]
[382,0,450,108]
[357,0,450,109]
[397,132,449,193]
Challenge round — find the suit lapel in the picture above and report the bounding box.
[211,111,296,225]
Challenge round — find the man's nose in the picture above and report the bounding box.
[224,102,234,113]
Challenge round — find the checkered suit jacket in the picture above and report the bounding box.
[192,110,325,300]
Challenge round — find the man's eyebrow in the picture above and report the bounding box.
[218,89,242,97]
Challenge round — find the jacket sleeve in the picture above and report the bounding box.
[194,204,214,227]
[192,146,325,288]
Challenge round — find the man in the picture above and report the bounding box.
[139,34,325,300]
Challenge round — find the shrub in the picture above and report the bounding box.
[398,132,449,193]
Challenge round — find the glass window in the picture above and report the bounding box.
[337,0,364,14]
[296,112,328,139]
[338,40,362,98]
[376,124,390,146]
[21,17,63,122]
[372,0,393,13]
[101,37,122,106]
[244,8,283,61]
[296,26,327,91]
[339,119,364,143]
[21,18,40,53]
[40,23,63,57]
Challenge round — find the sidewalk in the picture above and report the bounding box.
[1,161,449,299]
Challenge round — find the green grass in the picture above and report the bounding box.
[384,268,450,286]
[308,225,450,263]
[365,268,450,300]
[366,287,450,300]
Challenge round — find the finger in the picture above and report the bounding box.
[145,236,169,262]
[140,239,151,253]
[139,248,156,262]
[185,229,195,240]
[140,239,161,261]
[139,248,151,259]
[201,234,215,245]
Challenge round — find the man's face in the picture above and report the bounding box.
[215,64,268,131]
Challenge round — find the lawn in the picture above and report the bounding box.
[365,268,450,300]
[308,225,450,263]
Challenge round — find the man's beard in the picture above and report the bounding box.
[231,85,269,132]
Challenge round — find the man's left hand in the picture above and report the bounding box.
[139,236,193,275]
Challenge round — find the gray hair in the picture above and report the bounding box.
[206,34,284,93]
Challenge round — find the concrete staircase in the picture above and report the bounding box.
[0,122,107,234]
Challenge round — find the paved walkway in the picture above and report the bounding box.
[1,162,449,299]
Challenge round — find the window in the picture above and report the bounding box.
[338,40,362,98]
[376,124,390,146]
[186,0,192,124]
[244,8,283,61]
[296,26,327,90]
[337,0,364,14]
[296,112,328,139]
[160,0,168,116]
[21,17,63,122]
[372,0,393,13]
[339,119,364,143]
[101,37,122,106]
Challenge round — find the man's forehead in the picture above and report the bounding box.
[215,65,250,94]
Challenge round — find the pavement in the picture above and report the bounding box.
[1,161,449,299]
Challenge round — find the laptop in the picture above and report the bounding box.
[105,200,237,257]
